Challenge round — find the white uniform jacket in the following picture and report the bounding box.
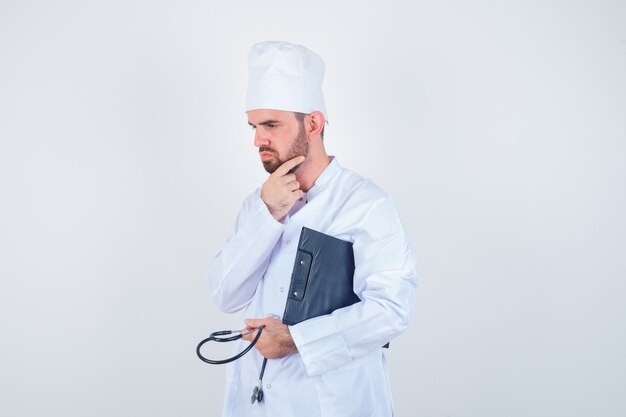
[208,157,418,417]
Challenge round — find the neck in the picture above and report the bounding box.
[295,152,330,192]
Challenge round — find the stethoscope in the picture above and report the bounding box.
[196,325,269,404]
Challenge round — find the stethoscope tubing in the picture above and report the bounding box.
[196,325,265,365]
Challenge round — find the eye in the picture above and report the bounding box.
[266,124,277,129]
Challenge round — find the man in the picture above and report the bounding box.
[208,41,418,417]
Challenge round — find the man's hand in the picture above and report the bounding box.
[261,156,305,221]
[241,317,298,359]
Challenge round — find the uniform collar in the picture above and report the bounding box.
[305,156,340,202]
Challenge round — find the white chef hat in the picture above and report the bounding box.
[246,41,328,121]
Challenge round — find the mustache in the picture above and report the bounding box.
[259,147,277,154]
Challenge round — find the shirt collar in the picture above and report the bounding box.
[306,156,340,201]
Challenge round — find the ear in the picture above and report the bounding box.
[306,111,325,140]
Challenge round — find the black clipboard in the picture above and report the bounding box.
[282,227,360,326]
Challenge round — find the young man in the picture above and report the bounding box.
[208,41,418,417]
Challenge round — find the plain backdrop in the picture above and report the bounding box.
[1,1,625,416]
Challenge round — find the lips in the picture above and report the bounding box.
[259,150,276,161]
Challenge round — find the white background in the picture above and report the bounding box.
[1,1,625,416]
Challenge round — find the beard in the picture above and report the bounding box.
[260,124,309,174]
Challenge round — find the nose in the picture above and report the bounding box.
[253,128,269,148]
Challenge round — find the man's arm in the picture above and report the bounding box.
[208,156,305,313]
[208,193,283,312]
[240,195,418,372]
[288,196,418,376]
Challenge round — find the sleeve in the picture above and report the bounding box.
[208,190,285,313]
[288,196,418,376]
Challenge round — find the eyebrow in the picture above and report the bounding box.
[248,119,281,127]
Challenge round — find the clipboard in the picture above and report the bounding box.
[282,227,360,326]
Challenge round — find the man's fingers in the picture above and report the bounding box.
[244,317,281,329]
[281,175,302,192]
[241,320,263,342]
[272,155,305,177]
[244,319,261,328]
[279,173,297,184]
[261,156,305,221]
[288,181,300,191]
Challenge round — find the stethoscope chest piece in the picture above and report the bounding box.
[251,384,264,404]
[250,357,268,404]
